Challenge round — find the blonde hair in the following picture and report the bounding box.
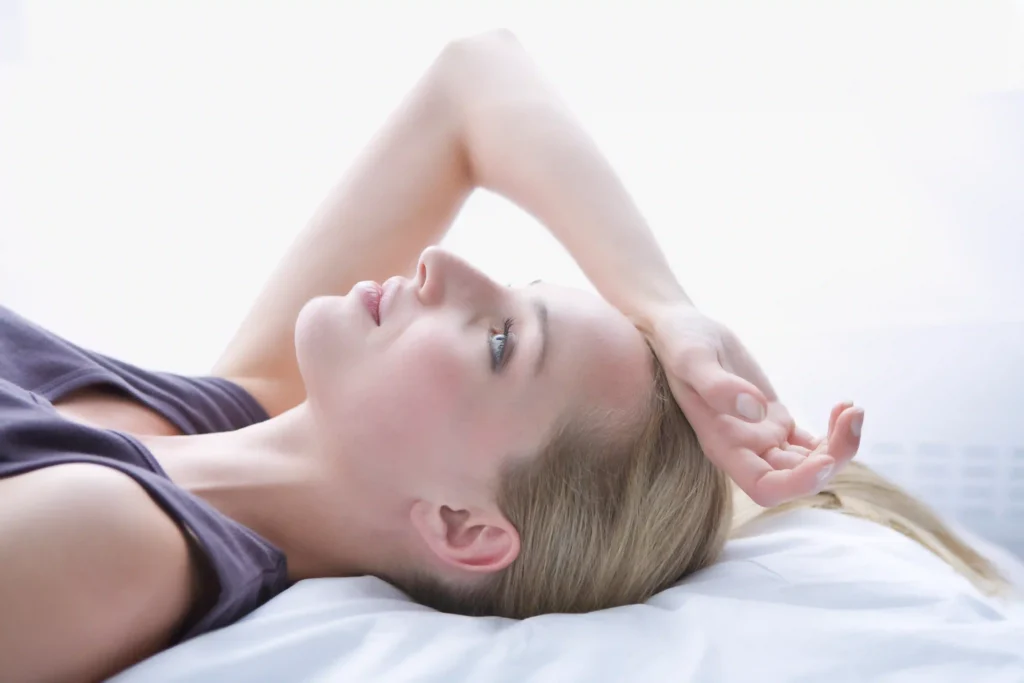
[734,461,1010,596]
[396,353,733,617]
[394,355,1008,615]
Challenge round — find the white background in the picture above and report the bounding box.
[2,1,1023,549]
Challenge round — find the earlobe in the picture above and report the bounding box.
[409,501,520,575]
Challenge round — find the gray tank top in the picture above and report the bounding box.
[0,306,290,643]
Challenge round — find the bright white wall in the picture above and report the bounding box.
[1,1,1022,369]
[2,3,1024,551]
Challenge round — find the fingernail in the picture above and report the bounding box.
[816,463,834,488]
[850,412,864,438]
[736,393,765,422]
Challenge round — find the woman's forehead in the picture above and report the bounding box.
[527,283,652,412]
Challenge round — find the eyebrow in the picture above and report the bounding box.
[532,298,549,377]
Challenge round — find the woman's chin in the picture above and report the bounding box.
[295,296,356,385]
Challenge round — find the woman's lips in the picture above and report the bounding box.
[378,276,403,325]
[354,281,382,325]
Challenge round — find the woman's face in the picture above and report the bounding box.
[294,247,652,508]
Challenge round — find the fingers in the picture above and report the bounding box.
[828,401,854,438]
[668,354,864,506]
[681,349,768,423]
[824,405,864,468]
[789,426,822,450]
[791,401,855,453]
[794,403,860,456]
[716,447,781,505]
[712,445,832,508]
[763,447,806,470]
[752,454,836,507]
[676,391,790,454]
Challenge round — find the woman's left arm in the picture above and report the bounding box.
[214,30,860,504]
[213,30,686,415]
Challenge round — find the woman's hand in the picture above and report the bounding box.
[648,303,864,507]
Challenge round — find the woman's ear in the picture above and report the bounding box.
[409,501,520,574]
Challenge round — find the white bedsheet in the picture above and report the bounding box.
[113,509,1024,683]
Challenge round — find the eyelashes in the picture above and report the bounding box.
[490,317,515,371]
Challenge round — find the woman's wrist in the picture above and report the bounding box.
[627,290,696,338]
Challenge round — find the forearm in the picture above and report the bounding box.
[213,49,473,408]
[215,32,686,412]
[444,31,692,330]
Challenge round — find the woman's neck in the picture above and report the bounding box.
[138,403,396,582]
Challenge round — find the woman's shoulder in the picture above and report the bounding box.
[0,463,199,681]
[0,305,270,434]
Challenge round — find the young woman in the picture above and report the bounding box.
[1,31,1001,683]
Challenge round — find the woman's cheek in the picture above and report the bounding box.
[323,325,490,459]
[388,337,476,419]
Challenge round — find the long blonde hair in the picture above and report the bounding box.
[394,355,1007,616]
[734,461,1010,596]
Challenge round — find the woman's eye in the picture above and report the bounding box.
[490,333,507,368]
[489,317,515,371]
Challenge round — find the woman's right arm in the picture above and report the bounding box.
[0,465,196,682]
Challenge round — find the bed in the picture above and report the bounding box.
[110,510,1023,682]
[111,318,1024,683]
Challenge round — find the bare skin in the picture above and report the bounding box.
[53,386,184,435]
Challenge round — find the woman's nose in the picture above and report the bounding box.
[416,246,499,309]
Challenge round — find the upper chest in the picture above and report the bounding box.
[51,387,185,436]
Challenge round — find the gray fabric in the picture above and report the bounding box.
[0,306,290,643]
